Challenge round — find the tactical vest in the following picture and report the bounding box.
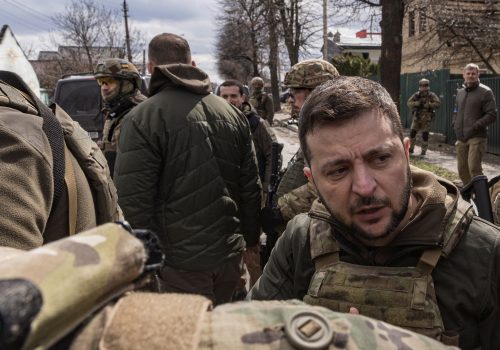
[304,200,474,346]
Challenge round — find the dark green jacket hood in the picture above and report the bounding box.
[149,64,212,96]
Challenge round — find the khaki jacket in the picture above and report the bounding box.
[0,106,96,249]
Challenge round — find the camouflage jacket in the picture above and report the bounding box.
[407,91,441,120]
[249,91,274,123]
[249,167,500,350]
[99,92,147,154]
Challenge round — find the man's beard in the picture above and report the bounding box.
[317,166,412,241]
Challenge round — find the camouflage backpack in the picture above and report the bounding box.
[0,223,456,350]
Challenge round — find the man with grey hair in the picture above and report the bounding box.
[453,63,497,185]
[249,76,500,349]
[114,33,262,305]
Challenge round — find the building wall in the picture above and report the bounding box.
[401,1,500,74]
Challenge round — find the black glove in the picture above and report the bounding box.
[260,206,284,233]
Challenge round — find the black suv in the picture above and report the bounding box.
[53,74,149,141]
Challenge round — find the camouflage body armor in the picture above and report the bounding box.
[407,87,441,154]
[303,200,473,346]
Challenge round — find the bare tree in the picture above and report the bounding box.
[407,0,500,74]
[51,0,144,71]
[274,0,322,65]
[216,0,269,82]
[328,0,405,107]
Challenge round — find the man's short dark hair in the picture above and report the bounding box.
[299,76,403,163]
[218,80,245,96]
[148,33,191,66]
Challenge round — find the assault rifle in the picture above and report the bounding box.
[0,223,164,350]
[460,175,497,223]
[260,142,284,268]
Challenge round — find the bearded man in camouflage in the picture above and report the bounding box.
[407,78,441,156]
[94,58,147,174]
[249,76,500,350]
[249,76,274,125]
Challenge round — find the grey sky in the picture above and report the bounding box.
[2,0,223,80]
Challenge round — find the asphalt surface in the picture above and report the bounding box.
[272,111,500,181]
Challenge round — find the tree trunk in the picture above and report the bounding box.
[268,2,281,112]
[379,0,403,108]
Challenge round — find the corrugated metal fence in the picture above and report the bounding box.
[400,70,500,154]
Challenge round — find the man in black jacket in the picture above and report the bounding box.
[114,33,261,305]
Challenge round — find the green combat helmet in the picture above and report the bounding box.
[94,58,142,89]
[284,59,339,89]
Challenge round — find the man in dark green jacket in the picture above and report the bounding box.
[248,76,500,349]
[114,33,261,305]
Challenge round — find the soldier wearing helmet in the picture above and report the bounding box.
[94,58,147,174]
[407,78,441,156]
[249,76,275,125]
[261,59,339,254]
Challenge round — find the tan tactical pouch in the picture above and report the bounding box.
[304,200,473,346]
[54,104,122,224]
[97,293,211,350]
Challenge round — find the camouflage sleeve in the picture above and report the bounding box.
[276,149,308,199]
[248,214,313,300]
[428,92,441,109]
[407,93,421,109]
[278,182,318,221]
[0,115,52,249]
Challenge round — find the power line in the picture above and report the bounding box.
[5,0,53,22]
[0,8,43,32]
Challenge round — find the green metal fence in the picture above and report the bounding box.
[400,70,500,154]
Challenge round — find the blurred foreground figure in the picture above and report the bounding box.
[0,71,120,250]
[0,223,455,350]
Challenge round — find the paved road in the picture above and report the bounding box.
[271,112,499,180]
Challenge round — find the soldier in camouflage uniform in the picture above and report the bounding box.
[0,223,456,350]
[94,58,147,175]
[249,76,274,125]
[249,77,500,349]
[262,60,339,232]
[407,78,441,156]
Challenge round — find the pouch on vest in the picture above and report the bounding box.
[304,200,473,346]
[54,104,121,224]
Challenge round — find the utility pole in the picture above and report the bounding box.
[122,0,132,62]
[323,0,328,61]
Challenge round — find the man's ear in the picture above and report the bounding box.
[147,62,154,74]
[191,60,196,67]
[304,167,315,188]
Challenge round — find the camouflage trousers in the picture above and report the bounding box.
[410,116,432,153]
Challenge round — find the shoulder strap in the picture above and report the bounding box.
[64,145,78,235]
[0,71,65,221]
[308,217,340,269]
